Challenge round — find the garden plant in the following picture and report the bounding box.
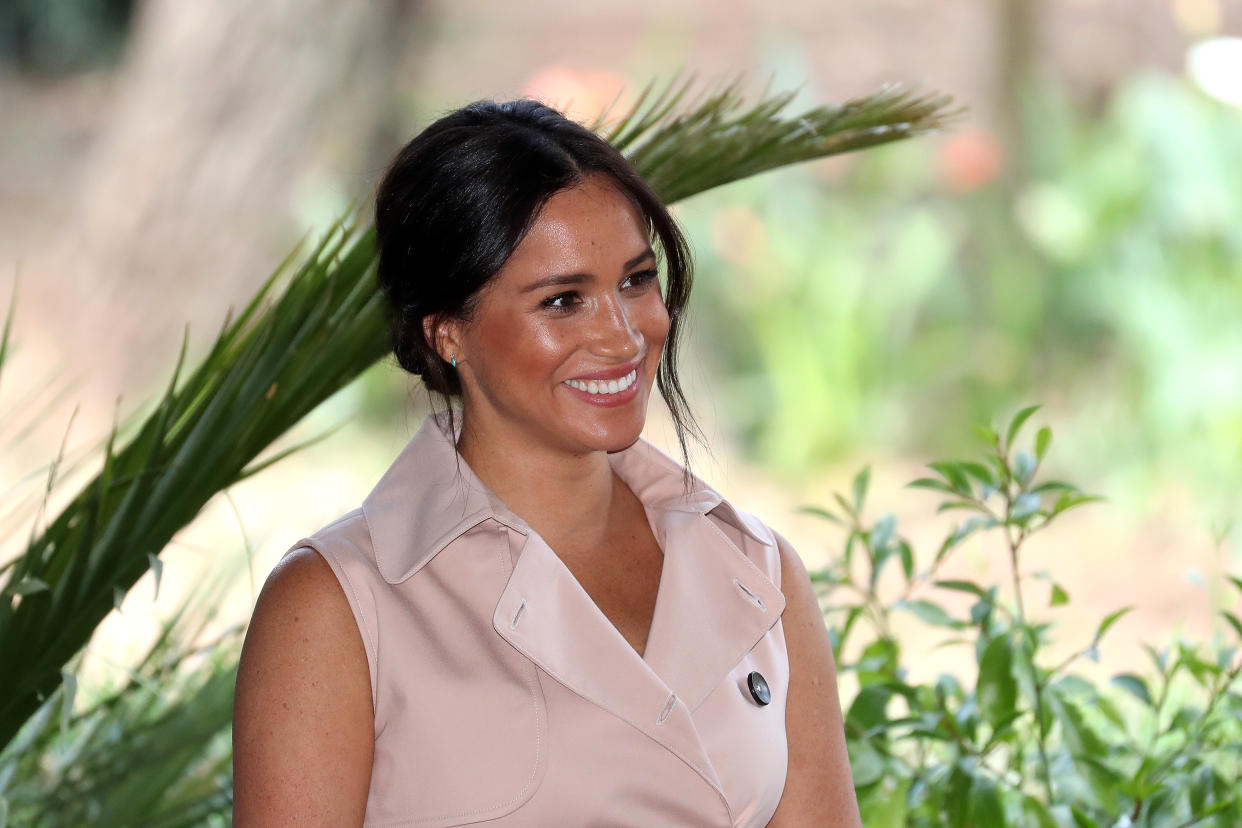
[817,407,1242,826]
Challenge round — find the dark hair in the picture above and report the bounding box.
[374,98,701,466]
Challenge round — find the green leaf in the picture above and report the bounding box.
[972,421,999,448]
[1188,764,1213,816]
[797,505,843,525]
[1228,574,1242,600]
[968,775,1005,826]
[897,540,914,582]
[1094,693,1127,731]
[897,599,961,628]
[1034,425,1052,462]
[908,477,956,494]
[1020,794,1058,828]
[1070,805,1102,828]
[959,461,998,489]
[846,737,886,787]
[977,635,1018,728]
[945,764,972,826]
[1222,611,1242,640]
[870,513,896,551]
[1030,480,1075,494]
[1014,450,1037,486]
[1052,491,1104,516]
[59,670,77,733]
[939,516,997,560]
[856,637,900,686]
[1006,404,1042,448]
[1111,673,1152,706]
[1092,606,1133,647]
[1050,582,1070,607]
[935,500,981,515]
[1011,491,1041,521]
[834,492,856,520]
[928,461,972,495]
[852,465,871,514]
[848,684,894,731]
[5,577,49,596]
[858,777,909,828]
[935,579,990,599]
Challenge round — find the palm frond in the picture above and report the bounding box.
[605,76,961,204]
[0,577,239,826]
[0,76,959,752]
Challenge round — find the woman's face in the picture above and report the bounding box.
[443,174,670,459]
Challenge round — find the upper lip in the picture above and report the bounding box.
[566,359,643,382]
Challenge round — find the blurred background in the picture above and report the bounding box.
[2,0,1241,758]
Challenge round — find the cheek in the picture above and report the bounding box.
[641,297,671,350]
[474,313,574,381]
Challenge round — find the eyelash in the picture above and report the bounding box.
[539,269,659,313]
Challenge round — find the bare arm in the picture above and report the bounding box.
[233,547,374,827]
[768,533,862,827]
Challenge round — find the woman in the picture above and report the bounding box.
[233,99,859,827]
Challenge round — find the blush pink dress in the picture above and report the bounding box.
[295,412,790,826]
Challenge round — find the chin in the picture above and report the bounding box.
[565,411,648,456]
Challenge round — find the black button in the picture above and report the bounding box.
[747,671,771,706]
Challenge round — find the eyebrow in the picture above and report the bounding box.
[521,247,656,293]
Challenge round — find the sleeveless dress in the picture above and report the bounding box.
[294,411,790,826]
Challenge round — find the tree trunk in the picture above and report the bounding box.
[50,0,419,395]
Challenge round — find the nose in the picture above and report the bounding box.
[591,295,642,359]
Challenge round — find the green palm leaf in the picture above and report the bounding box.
[0,77,958,751]
[0,578,239,825]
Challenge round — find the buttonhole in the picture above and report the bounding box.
[657,693,677,726]
[509,599,527,630]
[733,578,766,610]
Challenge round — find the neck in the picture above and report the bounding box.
[455,410,620,556]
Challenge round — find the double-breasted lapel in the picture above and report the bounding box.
[364,413,786,808]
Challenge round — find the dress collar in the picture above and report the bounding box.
[361,410,770,585]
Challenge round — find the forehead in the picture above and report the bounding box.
[495,176,651,287]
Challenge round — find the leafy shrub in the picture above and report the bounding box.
[812,406,1242,826]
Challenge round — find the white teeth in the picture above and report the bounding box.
[565,369,638,395]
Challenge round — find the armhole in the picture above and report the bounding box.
[296,542,380,712]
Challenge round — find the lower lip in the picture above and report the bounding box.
[562,372,642,408]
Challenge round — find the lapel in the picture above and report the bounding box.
[365,413,786,794]
[492,438,786,796]
[640,504,785,712]
[493,532,724,794]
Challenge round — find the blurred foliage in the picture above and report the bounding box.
[812,407,1242,826]
[0,0,135,73]
[0,582,237,826]
[678,74,1242,500]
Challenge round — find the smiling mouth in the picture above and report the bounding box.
[562,369,638,396]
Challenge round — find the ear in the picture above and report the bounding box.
[422,315,466,366]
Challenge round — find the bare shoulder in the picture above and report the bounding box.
[233,547,373,827]
[768,531,862,828]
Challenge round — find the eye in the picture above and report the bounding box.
[540,291,581,312]
[621,269,659,291]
